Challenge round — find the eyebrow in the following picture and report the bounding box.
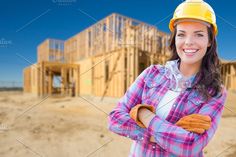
[177,30,206,33]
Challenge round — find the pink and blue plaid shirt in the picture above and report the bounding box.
[108,61,227,157]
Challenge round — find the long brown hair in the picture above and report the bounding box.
[169,25,222,101]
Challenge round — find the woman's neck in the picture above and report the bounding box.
[179,61,201,78]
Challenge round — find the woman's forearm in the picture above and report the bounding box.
[138,108,155,127]
[138,108,157,143]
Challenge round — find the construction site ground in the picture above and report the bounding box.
[0,91,236,157]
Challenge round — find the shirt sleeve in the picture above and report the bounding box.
[147,87,227,157]
[108,65,154,142]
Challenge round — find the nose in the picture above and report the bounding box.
[185,35,194,46]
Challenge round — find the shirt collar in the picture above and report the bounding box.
[165,59,197,91]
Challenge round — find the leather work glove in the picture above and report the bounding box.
[175,114,212,134]
[129,104,155,128]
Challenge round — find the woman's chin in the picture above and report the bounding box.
[180,57,201,65]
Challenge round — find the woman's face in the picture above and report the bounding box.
[175,21,210,65]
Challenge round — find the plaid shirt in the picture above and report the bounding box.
[108,62,227,157]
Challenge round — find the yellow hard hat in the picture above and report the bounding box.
[169,0,217,35]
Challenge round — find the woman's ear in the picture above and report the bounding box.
[207,41,211,47]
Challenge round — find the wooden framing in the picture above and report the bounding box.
[62,13,171,97]
[38,39,64,63]
[24,61,80,97]
[221,61,236,91]
[23,67,31,93]
[64,13,170,61]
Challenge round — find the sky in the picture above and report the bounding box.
[0,0,236,86]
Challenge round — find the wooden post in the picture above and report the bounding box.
[40,62,45,97]
[233,65,236,90]
[75,66,80,96]
[48,69,53,95]
[61,67,65,96]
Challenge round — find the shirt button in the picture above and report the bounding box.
[127,135,130,138]
[173,105,176,107]
[152,146,156,149]
[140,137,144,140]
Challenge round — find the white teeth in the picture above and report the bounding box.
[183,49,198,53]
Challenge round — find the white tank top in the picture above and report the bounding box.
[156,90,181,119]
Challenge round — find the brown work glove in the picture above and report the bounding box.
[129,104,155,128]
[175,114,211,134]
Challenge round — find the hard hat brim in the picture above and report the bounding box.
[169,17,218,35]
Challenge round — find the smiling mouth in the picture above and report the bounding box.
[183,49,199,55]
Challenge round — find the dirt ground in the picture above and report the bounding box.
[0,91,236,157]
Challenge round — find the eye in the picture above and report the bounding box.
[196,33,204,37]
[177,33,185,37]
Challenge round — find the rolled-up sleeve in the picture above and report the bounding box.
[147,88,227,157]
[108,65,154,142]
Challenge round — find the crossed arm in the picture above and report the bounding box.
[131,105,212,142]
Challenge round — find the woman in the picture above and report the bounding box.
[108,0,227,156]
